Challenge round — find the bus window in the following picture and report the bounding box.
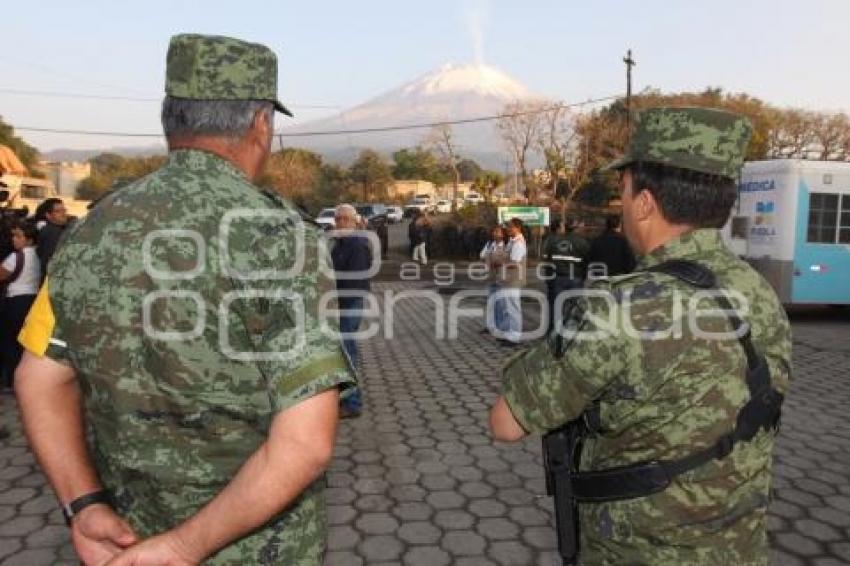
[807,193,839,243]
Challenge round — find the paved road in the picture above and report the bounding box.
[0,282,848,564]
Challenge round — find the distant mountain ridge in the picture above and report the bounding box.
[43,144,165,163]
[42,63,544,170]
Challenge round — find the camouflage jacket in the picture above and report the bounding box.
[20,149,355,564]
[503,229,792,565]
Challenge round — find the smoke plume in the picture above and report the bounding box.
[465,0,489,66]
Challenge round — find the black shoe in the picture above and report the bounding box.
[0,428,9,440]
[478,328,492,335]
[498,338,522,348]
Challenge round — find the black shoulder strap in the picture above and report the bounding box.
[644,259,782,446]
[570,259,784,503]
[646,260,759,369]
[646,259,716,289]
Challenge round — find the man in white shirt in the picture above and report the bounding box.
[500,218,527,346]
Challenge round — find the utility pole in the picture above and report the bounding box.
[623,49,636,134]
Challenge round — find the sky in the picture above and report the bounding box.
[1,0,848,153]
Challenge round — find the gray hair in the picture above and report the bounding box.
[161,95,274,140]
[335,203,357,220]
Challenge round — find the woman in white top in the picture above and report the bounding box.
[0,222,42,389]
[480,226,508,336]
[500,218,527,345]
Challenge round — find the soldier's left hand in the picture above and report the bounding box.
[104,531,200,566]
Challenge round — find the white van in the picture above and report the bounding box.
[723,159,850,305]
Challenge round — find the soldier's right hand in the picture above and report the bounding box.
[71,504,139,566]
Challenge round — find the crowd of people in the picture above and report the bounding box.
[474,214,635,344]
[0,197,69,392]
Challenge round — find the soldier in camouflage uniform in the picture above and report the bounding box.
[16,34,355,564]
[490,107,791,565]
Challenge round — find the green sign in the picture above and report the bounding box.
[497,206,550,227]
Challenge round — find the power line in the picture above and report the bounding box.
[13,94,620,139]
[277,95,619,138]
[0,54,152,97]
[0,87,342,109]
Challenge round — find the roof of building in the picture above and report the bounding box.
[0,145,28,176]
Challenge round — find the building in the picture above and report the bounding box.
[388,179,437,202]
[39,161,92,198]
[0,145,28,177]
[388,180,480,202]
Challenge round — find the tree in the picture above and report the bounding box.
[313,163,358,210]
[0,116,41,177]
[811,113,849,161]
[348,149,392,202]
[392,147,436,180]
[497,100,547,203]
[258,147,323,199]
[473,171,505,202]
[425,124,462,210]
[841,126,850,161]
[569,87,850,207]
[76,153,166,200]
[457,159,483,183]
[571,87,814,202]
[76,172,113,201]
[536,104,592,209]
[768,109,817,159]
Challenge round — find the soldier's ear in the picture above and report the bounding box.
[634,187,657,222]
[249,107,272,148]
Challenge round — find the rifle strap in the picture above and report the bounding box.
[570,259,783,503]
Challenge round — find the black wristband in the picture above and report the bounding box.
[61,490,111,526]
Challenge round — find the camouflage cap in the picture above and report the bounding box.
[165,34,293,117]
[605,107,752,178]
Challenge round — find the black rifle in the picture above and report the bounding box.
[542,420,585,564]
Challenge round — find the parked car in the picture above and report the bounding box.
[404,193,435,216]
[315,207,336,229]
[435,199,451,213]
[465,191,484,205]
[355,203,389,258]
[355,203,388,227]
[386,205,403,223]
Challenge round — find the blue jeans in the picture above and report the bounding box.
[487,283,508,334]
[502,287,523,343]
[339,295,363,410]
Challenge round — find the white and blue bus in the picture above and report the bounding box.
[724,160,850,305]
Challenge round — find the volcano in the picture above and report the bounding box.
[280,63,546,168]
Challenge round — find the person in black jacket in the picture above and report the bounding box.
[408,210,420,257]
[35,198,69,276]
[586,216,636,277]
[331,204,373,417]
[543,219,590,332]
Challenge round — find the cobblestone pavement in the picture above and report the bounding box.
[0,284,848,565]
